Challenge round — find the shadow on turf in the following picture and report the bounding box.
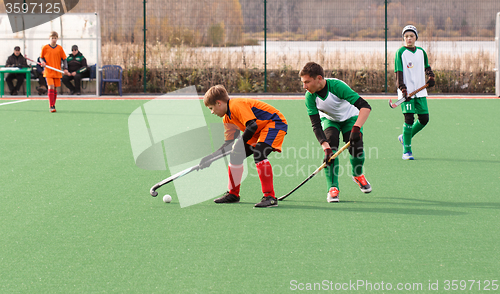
[385,197,500,210]
[414,157,500,164]
[153,198,471,215]
[284,206,465,215]
[275,200,466,215]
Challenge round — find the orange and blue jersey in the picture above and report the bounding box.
[41,44,66,79]
[223,98,288,151]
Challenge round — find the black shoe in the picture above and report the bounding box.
[75,91,81,95]
[11,90,18,95]
[69,90,75,95]
[214,192,240,203]
[50,106,56,113]
[37,86,47,95]
[254,196,278,208]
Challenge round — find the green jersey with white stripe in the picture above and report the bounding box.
[305,78,360,122]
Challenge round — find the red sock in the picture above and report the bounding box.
[53,89,57,105]
[48,90,54,106]
[256,159,275,198]
[228,163,244,196]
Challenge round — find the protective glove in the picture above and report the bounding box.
[399,84,409,102]
[426,76,435,88]
[199,154,214,170]
[323,148,334,166]
[349,126,362,146]
[401,88,411,102]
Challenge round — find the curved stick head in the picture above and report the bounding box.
[150,190,158,197]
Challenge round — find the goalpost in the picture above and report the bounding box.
[496,12,500,97]
[0,13,101,96]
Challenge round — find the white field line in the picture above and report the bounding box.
[0,99,31,106]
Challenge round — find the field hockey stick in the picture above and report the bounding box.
[278,142,350,201]
[25,56,65,74]
[150,150,231,197]
[389,84,428,109]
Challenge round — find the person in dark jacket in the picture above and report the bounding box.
[5,46,29,95]
[35,56,48,95]
[62,45,90,95]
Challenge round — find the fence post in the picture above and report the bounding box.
[496,12,500,97]
[384,0,388,93]
[264,0,267,93]
[143,0,147,93]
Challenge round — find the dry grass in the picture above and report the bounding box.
[102,42,495,73]
[102,42,495,94]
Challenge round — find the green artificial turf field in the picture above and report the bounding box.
[1,98,499,293]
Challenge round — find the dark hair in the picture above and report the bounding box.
[299,62,324,79]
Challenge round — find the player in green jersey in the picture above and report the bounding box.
[299,62,372,203]
[394,25,435,160]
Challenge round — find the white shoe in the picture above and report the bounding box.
[398,134,403,145]
[402,152,414,160]
[327,187,339,203]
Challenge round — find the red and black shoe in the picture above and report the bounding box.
[327,187,340,203]
[353,175,372,193]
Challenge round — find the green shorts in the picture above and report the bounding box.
[321,116,362,134]
[401,97,429,114]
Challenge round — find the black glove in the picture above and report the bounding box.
[323,148,334,166]
[199,154,214,170]
[349,126,362,146]
[402,88,410,102]
[399,84,409,102]
[426,76,435,88]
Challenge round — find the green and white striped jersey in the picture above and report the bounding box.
[305,78,360,122]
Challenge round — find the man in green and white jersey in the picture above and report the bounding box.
[299,62,372,203]
[395,25,435,160]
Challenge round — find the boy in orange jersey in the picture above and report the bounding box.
[40,31,69,112]
[199,85,288,208]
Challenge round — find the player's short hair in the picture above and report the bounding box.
[204,85,229,106]
[299,62,324,79]
[49,31,59,38]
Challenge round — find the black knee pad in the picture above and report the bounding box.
[230,139,252,165]
[253,142,273,164]
[418,114,429,126]
[325,127,340,151]
[404,113,415,125]
[343,131,364,157]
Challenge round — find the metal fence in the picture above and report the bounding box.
[1,0,499,93]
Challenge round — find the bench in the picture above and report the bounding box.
[29,78,96,95]
[2,65,97,96]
